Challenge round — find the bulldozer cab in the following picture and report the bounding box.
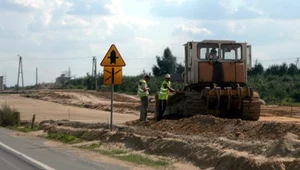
[184,40,252,87]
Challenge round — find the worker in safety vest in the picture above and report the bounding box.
[157,74,176,121]
[137,74,150,121]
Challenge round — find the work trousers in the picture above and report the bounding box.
[157,99,167,121]
[140,96,149,121]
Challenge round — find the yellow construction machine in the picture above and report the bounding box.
[156,40,261,120]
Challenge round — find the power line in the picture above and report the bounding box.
[26,57,92,60]
[0,56,184,62]
[257,57,298,62]
[0,56,92,62]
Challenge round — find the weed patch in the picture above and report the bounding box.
[78,143,171,168]
[116,153,171,167]
[0,103,20,127]
[7,126,40,132]
[46,132,83,144]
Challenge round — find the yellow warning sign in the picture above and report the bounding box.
[103,67,122,85]
[101,44,126,67]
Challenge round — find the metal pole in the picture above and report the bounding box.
[16,56,21,92]
[21,57,24,90]
[36,67,38,86]
[110,84,114,131]
[95,57,97,90]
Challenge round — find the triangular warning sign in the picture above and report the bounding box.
[100,44,126,67]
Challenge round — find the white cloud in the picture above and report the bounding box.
[104,0,122,15]
[175,23,212,34]
[1,0,300,86]
[227,21,246,34]
[135,36,154,43]
[14,0,46,9]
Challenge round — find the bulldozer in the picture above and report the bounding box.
[156,40,261,121]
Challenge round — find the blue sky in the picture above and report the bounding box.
[0,0,300,86]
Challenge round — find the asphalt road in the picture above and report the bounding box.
[0,146,40,170]
[0,127,128,170]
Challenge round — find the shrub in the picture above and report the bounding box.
[0,103,20,127]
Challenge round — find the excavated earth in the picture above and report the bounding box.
[36,114,300,170]
[21,90,156,114]
[21,90,300,118]
[20,90,300,169]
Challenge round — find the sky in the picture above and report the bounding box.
[1,0,300,86]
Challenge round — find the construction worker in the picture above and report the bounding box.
[209,48,220,61]
[137,74,150,121]
[157,74,176,121]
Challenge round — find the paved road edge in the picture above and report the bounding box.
[0,141,56,170]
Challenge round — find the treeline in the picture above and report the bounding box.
[66,73,184,95]
[64,47,185,95]
[248,63,300,104]
[54,47,300,105]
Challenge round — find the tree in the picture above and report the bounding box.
[152,47,177,77]
[265,65,280,75]
[250,63,264,75]
[287,63,298,75]
[278,63,288,76]
[175,63,185,74]
[85,73,94,90]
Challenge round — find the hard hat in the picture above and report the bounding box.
[165,74,171,78]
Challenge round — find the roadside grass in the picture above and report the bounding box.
[44,132,83,144]
[7,125,40,133]
[78,143,172,168]
[281,101,300,107]
[0,103,20,127]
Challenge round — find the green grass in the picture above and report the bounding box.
[0,103,20,127]
[78,143,171,168]
[281,101,300,107]
[78,143,128,156]
[46,132,83,144]
[7,126,40,132]
[115,153,171,167]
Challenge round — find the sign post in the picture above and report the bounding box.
[100,44,126,131]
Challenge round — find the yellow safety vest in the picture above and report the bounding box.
[158,80,171,100]
[137,79,148,97]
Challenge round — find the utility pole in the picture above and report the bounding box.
[68,67,71,87]
[92,56,97,90]
[36,67,38,88]
[16,55,24,92]
[2,72,6,90]
[4,72,6,88]
[255,59,258,66]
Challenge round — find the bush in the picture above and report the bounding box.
[0,103,20,127]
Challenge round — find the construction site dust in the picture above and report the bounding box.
[17,90,300,170]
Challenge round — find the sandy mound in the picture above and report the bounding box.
[126,115,300,140]
[38,119,300,170]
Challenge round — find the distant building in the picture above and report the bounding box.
[55,74,71,86]
[0,76,3,91]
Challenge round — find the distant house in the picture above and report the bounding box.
[55,74,71,86]
[0,76,3,91]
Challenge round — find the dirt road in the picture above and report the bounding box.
[20,90,300,123]
[0,94,138,124]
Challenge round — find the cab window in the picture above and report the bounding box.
[197,43,219,60]
[221,44,242,60]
